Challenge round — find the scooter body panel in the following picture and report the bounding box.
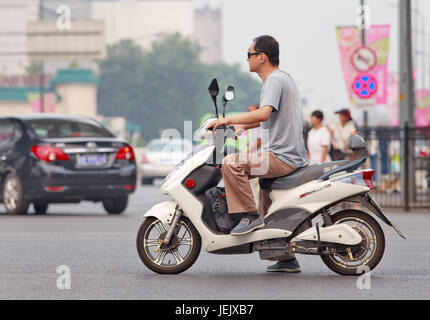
[160,146,215,195]
[296,224,362,245]
[268,171,370,216]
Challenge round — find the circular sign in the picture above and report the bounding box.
[352,73,377,99]
[351,46,377,72]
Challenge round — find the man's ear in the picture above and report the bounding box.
[259,54,265,64]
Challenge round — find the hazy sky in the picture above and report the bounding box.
[194,0,430,125]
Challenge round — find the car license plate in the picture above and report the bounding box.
[160,158,173,164]
[77,154,107,167]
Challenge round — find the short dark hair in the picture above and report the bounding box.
[311,110,324,121]
[253,35,279,66]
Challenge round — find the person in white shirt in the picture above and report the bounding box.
[329,109,357,161]
[307,110,331,165]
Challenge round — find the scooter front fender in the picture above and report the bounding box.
[143,200,178,224]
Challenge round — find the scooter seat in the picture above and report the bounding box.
[259,160,349,190]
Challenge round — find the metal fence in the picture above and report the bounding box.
[358,126,430,210]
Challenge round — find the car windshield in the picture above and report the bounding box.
[27,119,114,138]
[147,140,192,153]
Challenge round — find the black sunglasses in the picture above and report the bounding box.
[247,51,262,59]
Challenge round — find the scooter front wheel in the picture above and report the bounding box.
[136,216,201,274]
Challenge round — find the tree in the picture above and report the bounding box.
[25,61,41,75]
[206,63,261,113]
[97,33,261,141]
[139,33,207,139]
[98,39,146,124]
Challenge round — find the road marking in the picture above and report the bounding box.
[0,232,38,236]
[76,232,135,236]
[0,232,135,237]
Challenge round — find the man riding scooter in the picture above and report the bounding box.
[207,35,308,273]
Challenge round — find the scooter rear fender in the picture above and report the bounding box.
[343,194,406,239]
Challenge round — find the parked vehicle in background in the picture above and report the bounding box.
[0,114,137,215]
[141,139,192,185]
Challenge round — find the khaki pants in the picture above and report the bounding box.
[221,151,295,217]
[249,178,260,208]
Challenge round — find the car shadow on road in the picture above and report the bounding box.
[0,212,130,217]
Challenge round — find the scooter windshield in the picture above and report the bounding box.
[162,144,209,184]
[193,117,217,144]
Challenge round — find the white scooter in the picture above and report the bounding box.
[136,79,405,275]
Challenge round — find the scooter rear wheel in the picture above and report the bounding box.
[136,216,201,274]
[321,209,385,276]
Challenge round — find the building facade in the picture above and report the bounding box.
[194,6,222,64]
[90,0,194,49]
[0,69,99,118]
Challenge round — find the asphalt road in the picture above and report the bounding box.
[0,182,429,300]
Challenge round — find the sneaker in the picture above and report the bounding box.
[266,258,301,273]
[230,213,265,236]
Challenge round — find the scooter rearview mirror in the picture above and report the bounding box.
[208,78,219,97]
[222,86,234,118]
[222,86,235,105]
[225,86,234,101]
[208,78,220,118]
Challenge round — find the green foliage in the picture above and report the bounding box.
[97,33,261,140]
[25,61,41,75]
[68,60,80,69]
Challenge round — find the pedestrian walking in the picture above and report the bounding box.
[307,110,331,165]
[329,109,357,160]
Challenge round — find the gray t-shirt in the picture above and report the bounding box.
[259,69,308,168]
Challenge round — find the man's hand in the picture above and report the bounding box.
[206,117,230,132]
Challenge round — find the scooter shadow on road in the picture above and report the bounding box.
[140,272,389,282]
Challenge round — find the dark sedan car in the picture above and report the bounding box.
[0,114,137,215]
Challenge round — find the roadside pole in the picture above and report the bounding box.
[39,0,44,113]
[399,0,416,210]
[359,0,368,128]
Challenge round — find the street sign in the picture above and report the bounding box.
[352,73,377,108]
[351,46,377,72]
[352,73,377,98]
[336,25,390,107]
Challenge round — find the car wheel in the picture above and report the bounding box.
[102,196,128,214]
[2,172,29,215]
[33,202,48,214]
[141,177,154,185]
